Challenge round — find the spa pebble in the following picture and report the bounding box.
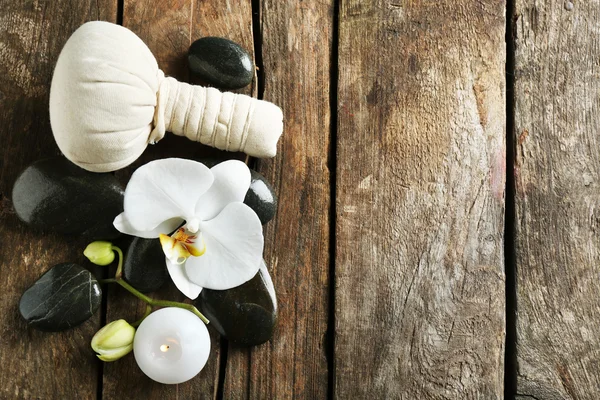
[196,261,277,346]
[188,37,254,90]
[123,237,169,293]
[12,157,123,240]
[244,170,277,225]
[19,263,102,331]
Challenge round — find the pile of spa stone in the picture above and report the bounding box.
[16,37,278,347]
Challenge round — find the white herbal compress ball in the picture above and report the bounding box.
[50,21,283,172]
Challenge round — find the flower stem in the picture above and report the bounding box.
[111,246,124,279]
[131,305,152,327]
[115,279,154,303]
[101,246,210,325]
[147,300,210,324]
[114,279,210,325]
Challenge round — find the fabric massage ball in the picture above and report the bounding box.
[50,21,283,173]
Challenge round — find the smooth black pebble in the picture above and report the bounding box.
[19,263,102,331]
[195,157,222,169]
[188,37,254,90]
[123,237,168,293]
[244,170,277,225]
[11,157,124,240]
[196,261,277,346]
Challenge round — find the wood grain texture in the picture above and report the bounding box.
[102,1,255,399]
[223,1,333,398]
[0,1,116,398]
[513,1,600,398]
[335,1,506,398]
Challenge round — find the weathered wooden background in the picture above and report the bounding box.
[0,0,598,398]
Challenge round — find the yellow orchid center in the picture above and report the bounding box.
[160,227,206,265]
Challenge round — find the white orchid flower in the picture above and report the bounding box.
[113,158,264,299]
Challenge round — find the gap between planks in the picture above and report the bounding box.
[504,0,517,397]
[327,0,341,399]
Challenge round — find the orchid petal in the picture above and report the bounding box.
[166,259,203,300]
[185,202,263,290]
[194,160,251,221]
[123,158,213,231]
[113,213,183,238]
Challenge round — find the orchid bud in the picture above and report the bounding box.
[84,241,115,266]
[91,319,135,362]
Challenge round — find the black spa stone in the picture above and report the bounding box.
[244,170,277,225]
[19,263,102,331]
[11,157,124,240]
[188,37,254,90]
[196,262,277,346]
[123,237,168,293]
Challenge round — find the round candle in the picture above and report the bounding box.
[133,307,210,384]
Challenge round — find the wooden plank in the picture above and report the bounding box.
[102,1,255,399]
[223,1,333,398]
[335,1,506,398]
[0,1,116,399]
[513,1,600,398]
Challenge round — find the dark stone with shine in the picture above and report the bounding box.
[188,37,254,90]
[244,170,277,225]
[19,263,102,331]
[195,157,221,169]
[12,157,124,240]
[196,262,277,346]
[123,237,168,293]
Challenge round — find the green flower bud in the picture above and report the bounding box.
[91,319,135,362]
[84,241,115,266]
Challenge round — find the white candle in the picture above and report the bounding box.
[133,307,210,384]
